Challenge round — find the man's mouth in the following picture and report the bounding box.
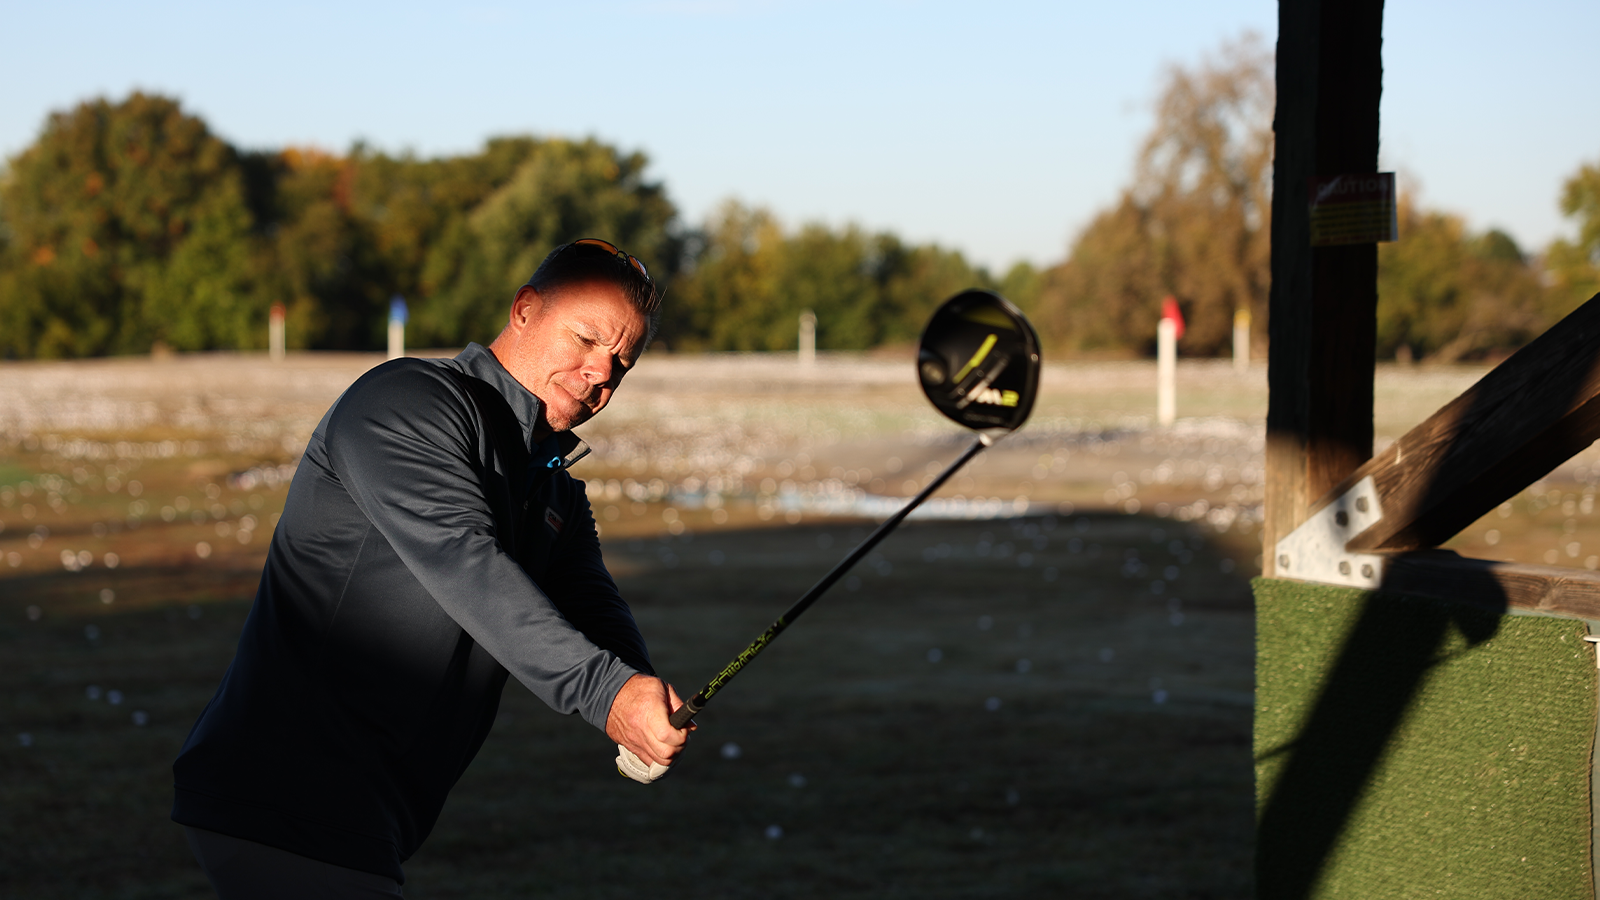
[557,381,600,410]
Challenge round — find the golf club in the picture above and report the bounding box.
[617,289,1040,782]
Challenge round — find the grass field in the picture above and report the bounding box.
[0,350,1593,898]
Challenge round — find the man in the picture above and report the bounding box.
[173,240,689,897]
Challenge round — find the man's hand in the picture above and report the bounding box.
[606,674,692,767]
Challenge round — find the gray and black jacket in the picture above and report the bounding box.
[172,343,650,881]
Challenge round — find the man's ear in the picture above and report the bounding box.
[508,286,545,332]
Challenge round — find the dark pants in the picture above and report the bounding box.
[184,826,404,899]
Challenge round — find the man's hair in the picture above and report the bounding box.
[524,242,662,343]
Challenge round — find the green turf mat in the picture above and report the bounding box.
[1255,577,1596,900]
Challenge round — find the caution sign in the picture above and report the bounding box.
[1308,173,1398,246]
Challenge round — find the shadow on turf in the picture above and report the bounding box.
[1253,586,1504,899]
[4,511,1258,898]
[1255,381,1540,896]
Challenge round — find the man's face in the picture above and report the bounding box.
[491,280,649,436]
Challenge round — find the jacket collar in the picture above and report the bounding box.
[454,343,589,467]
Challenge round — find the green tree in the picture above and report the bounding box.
[145,180,260,350]
[873,238,986,346]
[349,137,553,344]
[0,93,259,357]
[996,261,1045,317]
[245,146,397,350]
[773,223,880,350]
[1546,158,1600,312]
[1376,196,1548,361]
[660,201,785,350]
[415,138,679,347]
[666,201,985,352]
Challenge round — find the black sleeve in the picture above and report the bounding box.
[322,362,640,730]
[541,484,655,677]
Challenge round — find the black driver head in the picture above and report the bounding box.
[917,289,1041,433]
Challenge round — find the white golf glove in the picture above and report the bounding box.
[615,744,671,784]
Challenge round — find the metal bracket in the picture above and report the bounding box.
[1274,476,1386,589]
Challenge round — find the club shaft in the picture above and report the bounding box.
[669,435,990,729]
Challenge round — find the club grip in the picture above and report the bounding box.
[669,695,702,730]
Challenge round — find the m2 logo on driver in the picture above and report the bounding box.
[967,387,1020,408]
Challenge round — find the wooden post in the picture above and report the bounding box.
[387,296,407,361]
[1157,318,1177,426]
[799,310,817,369]
[1263,0,1386,575]
[1233,308,1251,373]
[269,304,286,363]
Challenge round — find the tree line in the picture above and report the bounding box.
[0,93,1019,358]
[0,95,683,357]
[2,39,1597,361]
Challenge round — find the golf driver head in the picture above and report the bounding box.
[918,289,1041,434]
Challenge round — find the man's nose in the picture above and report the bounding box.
[583,354,614,384]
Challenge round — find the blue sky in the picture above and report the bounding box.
[2,0,1595,271]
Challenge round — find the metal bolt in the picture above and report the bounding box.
[1278,554,1290,570]
[1335,511,1349,528]
[1360,563,1374,578]
[1338,560,1351,575]
[1355,497,1369,513]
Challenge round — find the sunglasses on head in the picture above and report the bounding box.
[568,238,651,284]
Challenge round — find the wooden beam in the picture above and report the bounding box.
[1263,0,1386,575]
[1315,292,1600,553]
[1378,550,1600,621]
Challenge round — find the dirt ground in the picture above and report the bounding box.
[0,349,1593,898]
